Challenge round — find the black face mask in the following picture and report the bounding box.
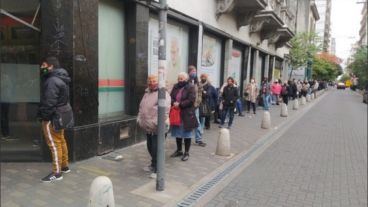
[40,67,49,76]
[201,79,207,83]
[177,81,187,87]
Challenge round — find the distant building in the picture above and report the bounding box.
[330,37,336,55]
[315,0,332,52]
[358,1,367,46]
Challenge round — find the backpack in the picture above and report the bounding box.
[281,86,288,95]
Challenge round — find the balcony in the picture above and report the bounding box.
[216,0,267,29]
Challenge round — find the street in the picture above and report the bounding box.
[205,90,367,207]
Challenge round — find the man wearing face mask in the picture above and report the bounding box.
[199,74,218,129]
[220,77,238,129]
[137,75,171,178]
[38,56,73,183]
[188,66,206,147]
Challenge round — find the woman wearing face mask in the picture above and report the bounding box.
[244,78,258,114]
[137,75,171,178]
[170,72,198,161]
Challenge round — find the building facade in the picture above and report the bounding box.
[1,0,297,162]
[315,0,331,52]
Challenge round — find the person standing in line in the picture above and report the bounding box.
[137,75,171,178]
[234,80,244,117]
[199,73,218,130]
[219,77,238,129]
[188,65,206,147]
[313,80,319,98]
[261,77,271,111]
[244,78,258,114]
[38,57,73,183]
[170,72,198,161]
[296,80,302,99]
[281,81,291,105]
[271,80,281,105]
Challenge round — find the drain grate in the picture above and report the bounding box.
[176,142,264,207]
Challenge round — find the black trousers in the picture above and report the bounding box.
[146,134,157,172]
[246,101,256,113]
[282,95,289,105]
[1,103,10,137]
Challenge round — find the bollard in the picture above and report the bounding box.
[216,128,231,156]
[301,96,306,105]
[89,176,115,207]
[280,103,288,117]
[261,111,271,129]
[311,93,315,100]
[306,94,311,102]
[293,99,299,110]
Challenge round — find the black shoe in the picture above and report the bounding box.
[239,114,244,117]
[41,172,63,183]
[253,112,256,114]
[61,166,71,174]
[196,141,207,147]
[170,150,183,157]
[181,153,189,161]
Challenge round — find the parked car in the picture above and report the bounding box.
[337,82,346,90]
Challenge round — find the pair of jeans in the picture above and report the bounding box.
[194,109,204,143]
[146,133,157,172]
[263,94,271,111]
[236,99,243,114]
[221,107,235,127]
[272,94,279,104]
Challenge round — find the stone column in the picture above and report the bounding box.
[223,39,233,82]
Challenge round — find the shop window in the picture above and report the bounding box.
[148,18,189,88]
[200,34,222,88]
[98,0,125,119]
[229,48,242,85]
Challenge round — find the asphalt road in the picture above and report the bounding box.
[205,89,367,207]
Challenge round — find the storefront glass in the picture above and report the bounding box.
[200,34,222,88]
[98,0,126,119]
[0,0,42,161]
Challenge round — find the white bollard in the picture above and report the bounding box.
[216,128,231,156]
[301,96,306,105]
[311,93,315,100]
[261,111,271,129]
[293,99,299,110]
[89,176,115,207]
[280,103,288,117]
[306,94,311,102]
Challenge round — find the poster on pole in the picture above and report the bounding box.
[200,34,222,88]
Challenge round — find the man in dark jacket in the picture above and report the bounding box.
[38,57,72,183]
[220,77,238,129]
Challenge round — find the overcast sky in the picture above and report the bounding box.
[331,0,364,64]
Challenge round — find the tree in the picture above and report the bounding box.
[312,52,343,81]
[289,32,321,79]
[348,46,368,89]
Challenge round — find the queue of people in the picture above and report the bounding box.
[137,65,328,178]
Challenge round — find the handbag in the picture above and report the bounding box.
[199,102,211,117]
[169,106,181,126]
[52,103,74,131]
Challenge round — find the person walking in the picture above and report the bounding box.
[219,77,238,129]
[137,75,171,178]
[199,73,218,130]
[170,72,198,161]
[244,78,258,114]
[261,77,271,111]
[38,57,73,183]
[188,65,206,147]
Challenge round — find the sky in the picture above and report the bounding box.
[330,0,364,65]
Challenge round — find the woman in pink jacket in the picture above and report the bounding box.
[137,75,171,178]
[271,80,282,105]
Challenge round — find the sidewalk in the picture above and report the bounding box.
[1,91,327,207]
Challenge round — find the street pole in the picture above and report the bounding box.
[156,0,167,191]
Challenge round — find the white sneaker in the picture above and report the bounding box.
[149,173,157,179]
[143,166,153,172]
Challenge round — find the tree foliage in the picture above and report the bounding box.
[289,32,321,69]
[312,52,343,81]
[339,73,350,83]
[347,46,368,89]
